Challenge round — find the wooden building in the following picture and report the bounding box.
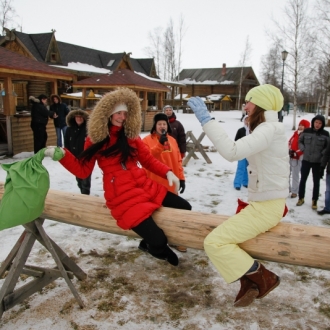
[177,64,259,110]
[0,47,73,155]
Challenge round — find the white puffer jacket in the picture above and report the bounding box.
[203,111,289,202]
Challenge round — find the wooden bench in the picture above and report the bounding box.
[1,183,330,315]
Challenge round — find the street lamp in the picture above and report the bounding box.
[279,50,288,122]
[281,50,289,92]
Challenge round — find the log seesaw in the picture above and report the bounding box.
[1,182,330,317]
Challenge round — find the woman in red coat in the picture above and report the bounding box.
[56,88,191,266]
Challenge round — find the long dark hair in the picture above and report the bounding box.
[78,125,137,164]
[249,106,266,132]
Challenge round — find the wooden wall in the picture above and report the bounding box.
[11,115,56,155]
[141,110,161,132]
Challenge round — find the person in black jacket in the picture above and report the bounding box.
[29,94,57,153]
[297,114,330,209]
[163,105,186,159]
[64,109,91,195]
[50,94,70,147]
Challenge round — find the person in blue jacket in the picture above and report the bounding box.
[233,115,249,190]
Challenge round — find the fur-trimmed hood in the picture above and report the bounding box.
[88,88,142,143]
[29,96,40,104]
[50,94,62,103]
[66,109,89,127]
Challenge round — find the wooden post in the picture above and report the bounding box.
[3,77,15,116]
[142,91,148,110]
[1,182,330,271]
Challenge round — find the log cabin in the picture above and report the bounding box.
[177,63,259,110]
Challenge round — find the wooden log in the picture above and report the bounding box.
[1,183,330,271]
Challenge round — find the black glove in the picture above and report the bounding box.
[320,167,325,179]
[179,180,185,193]
[289,149,296,158]
[159,131,168,145]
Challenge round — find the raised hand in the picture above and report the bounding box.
[187,97,212,126]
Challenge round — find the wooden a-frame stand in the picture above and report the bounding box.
[0,218,87,318]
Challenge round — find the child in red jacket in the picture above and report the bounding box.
[288,119,310,198]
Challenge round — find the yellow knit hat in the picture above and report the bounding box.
[245,84,283,111]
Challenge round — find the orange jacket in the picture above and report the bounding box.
[143,133,185,194]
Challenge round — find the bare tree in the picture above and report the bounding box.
[144,27,163,78]
[176,14,186,82]
[0,0,17,34]
[260,38,283,86]
[314,0,330,122]
[144,15,186,82]
[237,35,252,109]
[271,0,314,130]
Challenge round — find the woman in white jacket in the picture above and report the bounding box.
[187,84,289,308]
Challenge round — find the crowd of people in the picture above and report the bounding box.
[34,84,328,308]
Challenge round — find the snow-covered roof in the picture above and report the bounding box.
[135,72,186,86]
[178,78,234,85]
[207,94,224,101]
[51,62,111,74]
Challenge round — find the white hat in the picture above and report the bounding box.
[111,103,128,115]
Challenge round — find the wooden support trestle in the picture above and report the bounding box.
[0,218,86,318]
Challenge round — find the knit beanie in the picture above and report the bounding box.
[110,103,128,116]
[298,119,310,129]
[245,84,283,111]
[150,113,172,134]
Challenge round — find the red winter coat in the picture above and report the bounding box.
[60,125,170,230]
[288,130,303,160]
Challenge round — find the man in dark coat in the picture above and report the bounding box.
[297,114,330,209]
[29,94,57,153]
[163,105,186,159]
[50,94,70,147]
[64,109,91,195]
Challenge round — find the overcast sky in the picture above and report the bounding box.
[11,0,293,81]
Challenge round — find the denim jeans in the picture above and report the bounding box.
[55,126,67,147]
[298,160,321,201]
[324,174,330,211]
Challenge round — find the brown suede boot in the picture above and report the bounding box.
[245,263,280,299]
[234,276,259,307]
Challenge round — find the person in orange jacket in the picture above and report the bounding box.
[143,113,188,253]
[143,113,186,194]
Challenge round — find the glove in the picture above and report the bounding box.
[320,167,325,179]
[44,146,65,161]
[289,150,296,158]
[159,132,168,145]
[166,171,180,193]
[187,97,212,126]
[179,180,185,193]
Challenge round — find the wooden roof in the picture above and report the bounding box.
[0,47,73,80]
[178,66,259,85]
[1,30,157,77]
[73,69,169,92]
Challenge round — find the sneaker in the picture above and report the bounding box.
[243,185,248,188]
[235,187,241,190]
[291,193,297,198]
[317,209,330,215]
[312,200,317,210]
[296,198,304,206]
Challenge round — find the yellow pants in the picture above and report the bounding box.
[204,198,285,283]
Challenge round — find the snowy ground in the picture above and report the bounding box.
[1,110,330,330]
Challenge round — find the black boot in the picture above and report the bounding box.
[138,240,179,266]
